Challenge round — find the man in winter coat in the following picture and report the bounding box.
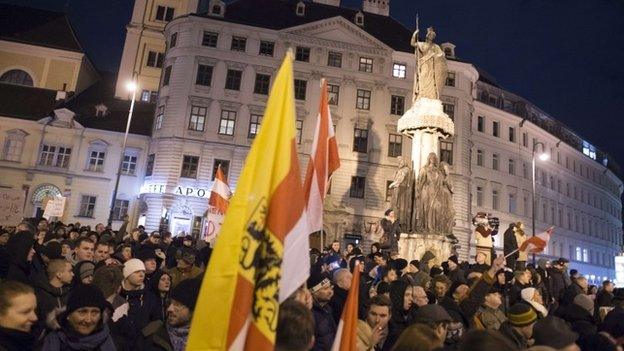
[548,259,568,304]
[509,269,532,306]
[329,268,352,323]
[308,271,337,351]
[596,280,615,309]
[136,278,201,351]
[6,231,35,284]
[120,258,161,343]
[33,259,73,336]
[42,283,116,351]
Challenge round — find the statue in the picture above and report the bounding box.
[411,27,448,102]
[472,212,500,266]
[388,156,414,230]
[414,153,454,234]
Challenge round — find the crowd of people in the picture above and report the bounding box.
[0,217,623,351]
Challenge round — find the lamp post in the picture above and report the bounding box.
[107,78,137,227]
[531,139,549,265]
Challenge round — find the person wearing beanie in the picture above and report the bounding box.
[136,278,201,351]
[308,269,336,351]
[499,303,538,349]
[120,258,161,343]
[5,230,35,284]
[136,248,162,285]
[446,254,467,286]
[42,284,116,351]
[476,286,507,330]
[73,260,95,285]
[532,316,579,350]
[521,287,549,318]
[168,250,202,288]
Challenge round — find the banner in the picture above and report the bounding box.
[43,195,66,220]
[0,188,24,226]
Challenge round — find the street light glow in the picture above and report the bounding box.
[126,81,137,91]
[538,153,550,161]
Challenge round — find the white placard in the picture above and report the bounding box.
[0,188,24,226]
[43,196,66,220]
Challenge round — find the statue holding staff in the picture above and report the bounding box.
[411,26,448,102]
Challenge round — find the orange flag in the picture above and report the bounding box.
[331,261,361,351]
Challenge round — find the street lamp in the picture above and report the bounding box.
[107,75,138,227]
[531,139,549,264]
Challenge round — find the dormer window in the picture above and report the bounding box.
[355,12,364,26]
[444,48,452,56]
[296,1,305,16]
[209,0,225,17]
[95,103,108,117]
[440,42,456,58]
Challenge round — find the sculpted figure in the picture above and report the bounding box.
[388,156,414,230]
[415,153,454,234]
[411,27,448,102]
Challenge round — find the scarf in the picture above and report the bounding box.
[525,299,549,317]
[42,323,116,351]
[167,324,189,351]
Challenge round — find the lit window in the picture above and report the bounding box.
[327,84,339,105]
[443,103,454,120]
[87,151,106,172]
[154,105,164,130]
[445,72,456,86]
[188,106,207,132]
[440,141,453,165]
[112,200,129,221]
[39,145,71,168]
[388,134,402,158]
[359,57,373,73]
[78,195,97,217]
[392,63,406,78]
[219,110,236,135]
[121,153,138,175]
[356,89,371,110]
[180,155,199,178]
[248,114,262,139]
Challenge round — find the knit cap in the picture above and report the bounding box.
[447,255,459,265]
[64,283,111,317]
[75,261,95,281]
[123,258,146,279]
[170,278,202,310]
[533,316,578,348]
[573,294,594,316]
[507,303,537,327]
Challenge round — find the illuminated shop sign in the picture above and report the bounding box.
[140,183,211,198]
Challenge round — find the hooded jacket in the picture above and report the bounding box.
[33,276,70,337]
[41,307,116,351]
[386,280,412,349]
[5,231,34,284]
[147,270,171,321]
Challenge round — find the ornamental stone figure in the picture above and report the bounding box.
[388,156,414,230]
[411,27,448,102]
[415,153,454,234]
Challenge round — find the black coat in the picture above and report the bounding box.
[535,267,553,305]
[120,286,161,342]
[0,327,36,351]
[134,320,173,351]
[596,290,614,308]
[503,226,518,263]
[548,267,567,303]
[33,277,69,337]
[329,286,348,324]
[311,302,337,351]
[509,281,532,306]
[498,321,529,349]
[0,245,10,279]
[5,231,34,285]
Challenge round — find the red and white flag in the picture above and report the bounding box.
[332,261,361,351]
[204,164,232,242]
[303,79,340,233]
[519,226,555,253]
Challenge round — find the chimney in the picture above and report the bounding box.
[362,0,389,16]
[312,0,340,6]
[55,90,68,101]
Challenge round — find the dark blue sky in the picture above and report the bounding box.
[6,0,624,168]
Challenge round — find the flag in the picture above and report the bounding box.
[303,79,340,233]
[519,226,555,253]
[331,261,361,351]
[204,165,232,242]
[187,51,308,350]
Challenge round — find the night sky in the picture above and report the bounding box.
[5,0,624,168]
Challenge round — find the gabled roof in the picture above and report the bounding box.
[0,83,62,120]
[194,0,414,53]
[0,3,83,52]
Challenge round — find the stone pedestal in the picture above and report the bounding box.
[398,232,456,264]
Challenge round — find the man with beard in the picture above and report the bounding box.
[42,284,116,350]
[137,278,201,351]
[309,270,336,351]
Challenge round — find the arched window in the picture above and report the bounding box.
[0,69,34,86]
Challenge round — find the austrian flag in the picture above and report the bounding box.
[519,226,555,254]
[204,165,232,242]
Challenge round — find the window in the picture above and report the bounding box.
[195,65,213,86]
[328,51,342,67]
[477,116,484,132]
[87,151,105,172]
[356,89,371,110]
[155,5,174,21]
[112,199,129,221]
[508,159,515,175]
[392,63,406,78]
[295,46,310,62]
[349,176,366,198]
[492,190,499,210]
[443,103,454,120]
[169,33,177,48]
[259,41,274,56]
[141,90,158,103]
[476,149,483,166]
[353,128,368,153]
[121,153,138,175]
[509,127,516,142]
[78,195,96,217]
[509,194,517,214]
[522,162,528,178]
[386,181,393,202]
[327,84,339,105]
[492,121,500,137]
[296,120,303,144]
[188,106,207,131]
[162,66,172,86]
[522,132,528,147]
[154,105,164,130]
[583,248,589,262]
[225,69,242,90]
[0,69,33,86]
[248,114,262,138]
[254,74,270,95]
[202,31,218,47]
[294,79,307,100]
[359,57,373,73]
[146,154,155,176]
[39,145,71,168]
[391,95,405,115]
[146,51,164,68]
[440,141,453,165]
[180,155,199,178]
[2,132,25,161]
[219,110,236,135]
[388,134,402,157]
[476,186,483,206]
[492,154,499,170]
[445,72,456,86]
[212,159,230,180]
[230,36,247,51]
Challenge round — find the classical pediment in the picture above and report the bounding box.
[282,16,390,55]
